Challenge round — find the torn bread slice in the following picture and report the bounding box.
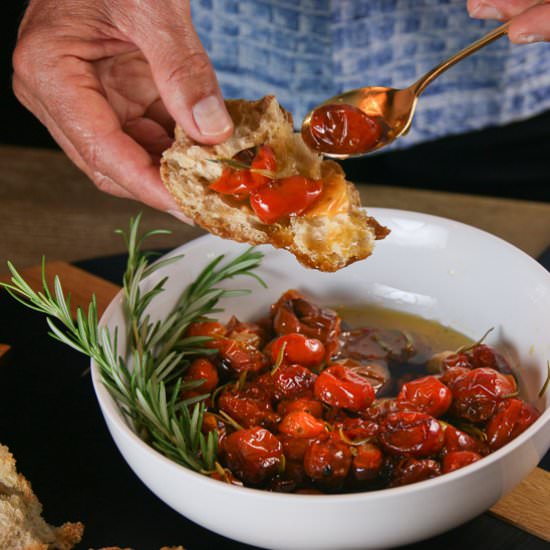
[0,444,83,550]
[161,96,388,272]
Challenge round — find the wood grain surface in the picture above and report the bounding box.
[2,146,550,274]
[4,259,549,542]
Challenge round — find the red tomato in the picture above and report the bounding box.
[379,411,445,457]
[450,368,517,423]
[185,321,226,348]
[279,435,314,461]
[314,364,375,412]
[250,145,277,188]
[390,458,441,487]
[217,338,269,374]
[183,358,219,392]
[442,424,484,455]
[272,364,318,400]
[304,438,352,487]
[352,443,383,481]
[278,411,326,439]
[339,417,379,442]
[486,398,540,450]
[302,104,382,155]
[442,450,482,474]
[201,412,227,444]
[218,384,279,429]
[442,352,473,370]
[276,397,324,418]
[222,427,283,485]
[249,176,323,224]
[210,167,255,196]
[271,333,325,368]
[398,376,452,418]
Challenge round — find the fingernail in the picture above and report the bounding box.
[471,3,503,19]
[168,209,195,225]
[516,34,544,43]
[192,95,233,136]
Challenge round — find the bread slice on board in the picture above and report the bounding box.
[161,96,388,272]
[0,444,83,550]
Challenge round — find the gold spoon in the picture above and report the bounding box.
[301,21,511,159]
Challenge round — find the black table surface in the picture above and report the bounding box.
[1,251,549,550]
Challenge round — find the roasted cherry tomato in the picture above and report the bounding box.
[338,417,379,443]
[183,357,219,392]
[225,316,266,348]
[379,411,444,458]
[304,438,352,488]
[272,363,318,400]
[279,411,326,439]
[202,412,228,444]
[185,321,226,348]
[442,450,482,474]
[486,398,540,450]
[442,424,484,455]
[218,384,279,429]
[210,167,255,196]
[279,435,314,461]
[398,375,452,418]
[222,427,283,485]
[271,333,325,368]
[302,104,382,156]
[270,290,341,359]
[450,367,517,423]
[277,397,324,418]
[217,338,269,374]
[250,145,277,187]
[390,458,441,487]
[442,352,473,370]
[352,443,383,482]
[314,364,375,412]
[249,176,323,224]
[361,397,417,422]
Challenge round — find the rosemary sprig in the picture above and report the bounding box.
[207,157,276,178]
[1,214,265,473]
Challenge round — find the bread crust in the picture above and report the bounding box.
[161,96,388,271]
[0,444,83,550]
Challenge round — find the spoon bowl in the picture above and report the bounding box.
[301,21,510,159]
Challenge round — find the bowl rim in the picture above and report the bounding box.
[91,207,550,502]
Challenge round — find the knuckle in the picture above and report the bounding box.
[165,51,213,84]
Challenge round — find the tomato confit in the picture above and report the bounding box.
[183,290,541,493]
[210,145,323,225]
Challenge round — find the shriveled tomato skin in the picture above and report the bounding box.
[352,443,384,481]
[304,438,352,488]
[397,375,452,418]
[272,364,318,400]
[390,457,441,487]
[249,176,323,224]
[218,385,279,429]
[185,321,226,348]
[379,411,444,458]
[302,104,383,155]
[277,397,324,418]
[222,427,283,485]
[314,364,375,412]
[450,368,517,423]
[486,398,540,450]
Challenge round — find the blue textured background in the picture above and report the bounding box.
[191,0,550,150]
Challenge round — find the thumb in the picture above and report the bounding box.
[134,13,233,144]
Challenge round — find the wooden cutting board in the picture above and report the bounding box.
[2,261,550,542]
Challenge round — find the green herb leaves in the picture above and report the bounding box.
[1,214,265,473]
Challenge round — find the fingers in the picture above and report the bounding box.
[508,3,550,41]
[127,6,233,144]
[467,0,541,19]
[468,0,550,42]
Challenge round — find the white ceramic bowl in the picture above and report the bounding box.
[92,208,550,550]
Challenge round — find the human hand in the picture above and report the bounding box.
[468,0,550,43]
[12,0,233,217]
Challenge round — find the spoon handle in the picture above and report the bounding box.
[412,21,511,96]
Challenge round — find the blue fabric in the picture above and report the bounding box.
[191,0,550,150]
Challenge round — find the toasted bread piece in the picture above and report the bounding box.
[0,444,83,550]
[161,96,388,272]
